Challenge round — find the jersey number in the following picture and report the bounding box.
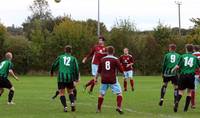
[170,55,176,63]
[184,57,194,67]
[105,61,111,70]
[0,61,5,69]
[63,57,71,66]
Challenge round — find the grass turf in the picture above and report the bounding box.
[1,76,200,118]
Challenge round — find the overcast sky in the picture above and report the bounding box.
[0,0,199,31]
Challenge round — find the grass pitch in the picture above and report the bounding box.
[1,76,200,118]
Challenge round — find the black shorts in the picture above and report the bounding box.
[163,76,178,85]
[0,77,13,89]
[178,74,195,90]
[58,82,74,90]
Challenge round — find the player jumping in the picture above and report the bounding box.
[51,45,79,112]
[95,46,124,114]
[82,36,107,94]
[172,44,200,112]
[119,48,134,91]
[159,44,180,106]
[0,52,19,104]
[191,45,200,109]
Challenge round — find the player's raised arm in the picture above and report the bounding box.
[82,46,95,64]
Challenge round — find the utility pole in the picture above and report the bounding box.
[97,0,100,37]
[175,1,182,36]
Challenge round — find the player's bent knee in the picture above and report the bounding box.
[10,87,15,91]
[117,93,122,96]
[99,94,104,97]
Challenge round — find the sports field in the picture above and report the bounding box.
[0,76,200,118]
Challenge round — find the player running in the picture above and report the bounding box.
[191,45,200,109]
[159,44,180,106]
[172,44,200,112]
[95,46,124,114]
[119,48,134,91]
[0,52,19,104]
[51,45,79,112]
[82,36,107,94]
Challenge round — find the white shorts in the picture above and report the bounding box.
[100,81,122,95]
[124,70,133,79]
[195,75,200,90]
[91,64,98,76]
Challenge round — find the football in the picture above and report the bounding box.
[55,0,61,3]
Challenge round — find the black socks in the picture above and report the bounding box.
[8,90,14,102]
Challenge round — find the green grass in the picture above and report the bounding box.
[1,76,200,118]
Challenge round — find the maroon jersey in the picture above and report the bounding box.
[193,52,200,76]
[85,44,107,65]
[119,54,134,71]
[98,55,123,84]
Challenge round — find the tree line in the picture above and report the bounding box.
[0,0,200,75]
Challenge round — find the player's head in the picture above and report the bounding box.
[194,45,200,52]
[64,45,72,54]
[107,46,115,55]
[5,52,13,60]
[123,48,129,55]
[185,44,194,53]
[98,36,105,45]
[168,44,176,51]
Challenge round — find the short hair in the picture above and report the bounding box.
[64,45,72,53]
[194,45,200,51]
[185,44,194,53]
[124,48,129,51]
[5,52,12,60]
[107,46,115,55]
[169,44,176,51]
[98,35,105,41]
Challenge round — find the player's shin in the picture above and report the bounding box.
[60,96,67,108]
[174,94,182,112]
[97,96,104,111]
[160,85,167,99]
[191,90,195,108]
[8,90,14,102]
[117,95,122,110]
[89,82,95,93]
[130,79,134,90]
[69,93,76,111]
[69,93,75,104]
[52,90,59,99]
[174,88,178,104]
[73,88,77,101]
[184,96,191,112]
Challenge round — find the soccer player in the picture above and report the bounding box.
[51,45,79,112]
[82,36,107,94]
[95,46,124,114]
[119,48,134,91]
[172,44,200,112]
[0,52,19,104]
[159,44,180,106]
[191,45,200,108]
